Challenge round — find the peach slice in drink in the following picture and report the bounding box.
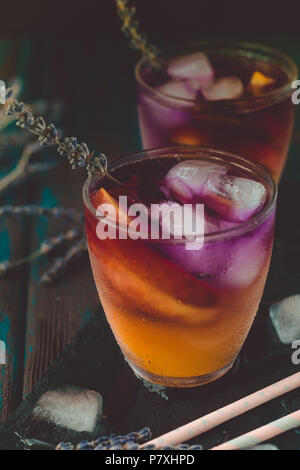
[89,188,218,325]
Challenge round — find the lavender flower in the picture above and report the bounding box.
[0,229,80,277]
[0,205,83,223]
[115,0,160,66]
[4,89,108,177]
[14,428,203,450]
[40,237,87,285]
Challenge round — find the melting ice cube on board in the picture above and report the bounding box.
[167,52,214,84]
[31,385,103,433]
[165,160,227,203]
[270,295,300,344]
[202,175,267,222]
[202,77,244,101]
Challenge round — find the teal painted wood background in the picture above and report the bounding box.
[0,36,299,422]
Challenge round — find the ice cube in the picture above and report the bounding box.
[165,160,227,203]
[204,212,238,234]
[154,210,236,279]
[202,175,267,222]
[156,80,197,101]
[165,178,194,204]
[151,201,203,243]
[270,295,300,344]
[167,52,214,84]
[32,385,103,433]
[202,77,244,101]
[185,79,206,94]
[156,210,267,289]
[221,233,267,288]
[137,85,193,147]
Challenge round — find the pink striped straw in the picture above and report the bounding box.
[141,372,300,449]
[211,410,300,450]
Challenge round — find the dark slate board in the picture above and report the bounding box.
[0,179,299,450]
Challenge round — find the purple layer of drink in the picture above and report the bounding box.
[136,41,297,182]
[84,147,276,387]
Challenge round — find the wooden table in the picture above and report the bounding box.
[0,37,299,423]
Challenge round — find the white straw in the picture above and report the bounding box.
[141,372,300,448]
[211,410,300,450]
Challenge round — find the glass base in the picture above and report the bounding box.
[127,360,234,388]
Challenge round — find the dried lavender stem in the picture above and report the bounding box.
[115,0,160,67]
[0,229,80,276]
[40,237,87,284]
[0,205,83,223]
[106,172,133,189]
[2,90,127,187]
[4,92,103,176]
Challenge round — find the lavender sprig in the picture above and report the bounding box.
[40,237,87,284]
[0,100,63,163]
[14,428,203,451]
[4,89,108,178]
[0,205,84,224]
[56,426,203,450]
[0,99,64,194]
[0,205,85,283]
[56,427,152,450]
[0,229,80,276]
[115,0,160,67]
[13,161,59,186]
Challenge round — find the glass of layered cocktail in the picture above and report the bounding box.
[83,147,276,387]
[136,41,297,182]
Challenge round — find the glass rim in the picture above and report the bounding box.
[135,39,298,110]
[83,146,277,244]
